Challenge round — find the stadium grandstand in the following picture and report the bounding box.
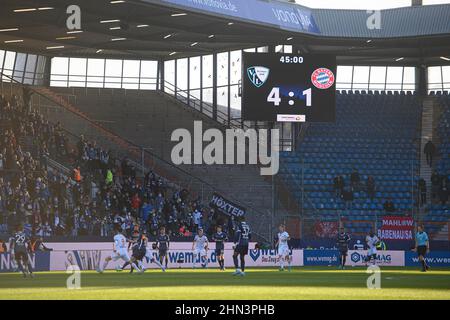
[0,0,450,301]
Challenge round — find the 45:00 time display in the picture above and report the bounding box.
[279,56,304,64]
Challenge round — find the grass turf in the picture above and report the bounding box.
[1,267,450,300]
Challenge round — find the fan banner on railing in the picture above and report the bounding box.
[377,216,415,241]
[209,192,246,217]
[314,221,338,238]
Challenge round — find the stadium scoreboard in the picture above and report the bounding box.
[242,53,336,122]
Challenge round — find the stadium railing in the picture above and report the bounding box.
[162,80,248,130]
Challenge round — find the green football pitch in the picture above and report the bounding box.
[1,267,450,300]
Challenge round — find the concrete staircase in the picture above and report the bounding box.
[419,97,438,214]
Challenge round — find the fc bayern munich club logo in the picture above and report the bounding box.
[311,68,335,90]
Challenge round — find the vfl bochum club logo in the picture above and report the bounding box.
[247,66,270,88]
[249,249,261,261]
[311,67,335,90]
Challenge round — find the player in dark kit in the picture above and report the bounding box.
[232,217,251,276]
[336,227,351,269]
[121,232,147,273]
[117,225,141,272]
[130,233,148,273]
[156,226,170,269]
[212,225,228,271]
[10,224,33,278]
[128,225,141,250]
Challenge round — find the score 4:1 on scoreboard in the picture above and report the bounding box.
[242,53,336,122]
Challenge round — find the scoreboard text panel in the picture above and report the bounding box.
[242,53,336,122]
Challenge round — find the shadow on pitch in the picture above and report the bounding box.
[1,268,450,291]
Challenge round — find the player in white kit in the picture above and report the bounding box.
[192,228,209,268]
[365,231,380,266]
[276,224,291,271]
[97,228,141,273]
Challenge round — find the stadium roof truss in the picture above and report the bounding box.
[0,0,449,65]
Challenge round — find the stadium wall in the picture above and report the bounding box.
[2,245,450,272]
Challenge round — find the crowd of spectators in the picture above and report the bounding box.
[332,165,449,211]
[333,169,381,210]
[0,91,237,240]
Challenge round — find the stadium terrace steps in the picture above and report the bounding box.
[419,96,438,212]
[33,86,288,240]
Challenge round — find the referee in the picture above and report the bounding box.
[415,224,430,272]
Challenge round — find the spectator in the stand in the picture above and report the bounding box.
[22,86,33,114]
[366,176,376,200]
[131,193,142,218]
[333,175,345,197]
[333,176,339,197]
[227,215,236,238]
[439,176,449,205]
[383,199,396,212]
[178,224,190,237]
[424,140,436,167]
[105,169,113,186]
[150,212,159,235]
[0,238,7,253]
[193,209,202,233]
[141,200,152,223]
[418,178,427,207]
[100,216,109,237]
[342,187,353,209]
[431,170,441,200]
[350,168,360,191]
[73,166,81,183]
[155,192,164,211]
[77,135,86,160]
[0,153,4,173]
[168,208,178,235]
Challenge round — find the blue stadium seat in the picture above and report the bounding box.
[279,92,424,234]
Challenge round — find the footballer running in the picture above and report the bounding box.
[365,230,380,266]
[10,224,34,278]
[97,228,141,273]
[192,228,209,268]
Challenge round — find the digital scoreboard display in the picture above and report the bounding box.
[242,53,336,122]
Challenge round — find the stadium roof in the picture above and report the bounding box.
[0,0,449,65]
